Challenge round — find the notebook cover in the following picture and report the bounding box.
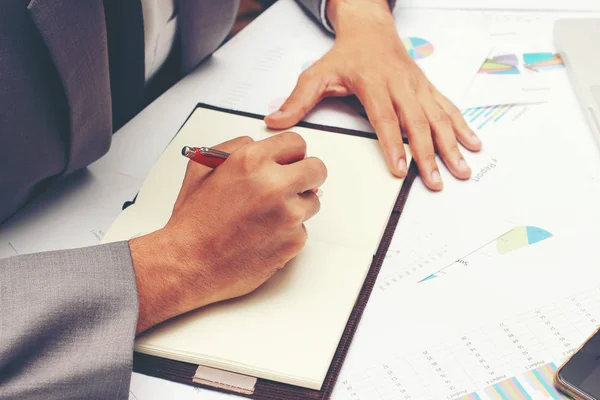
[132,103,419,399]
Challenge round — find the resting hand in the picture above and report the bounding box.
[130,133,327,334]
[265,0,481,190]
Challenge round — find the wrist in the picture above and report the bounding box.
[326,0,392,32]
[129,229,189,334]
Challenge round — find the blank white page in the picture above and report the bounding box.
[136,240,373,389]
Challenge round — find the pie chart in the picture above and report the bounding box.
[496,226,552,255]
[402,37,434,60]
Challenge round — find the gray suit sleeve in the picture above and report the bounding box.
[295,0,397,32]
[0,242,138,400]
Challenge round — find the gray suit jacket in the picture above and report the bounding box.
[0,0,391,398]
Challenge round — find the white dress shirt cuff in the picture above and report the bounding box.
[319,0,397,33]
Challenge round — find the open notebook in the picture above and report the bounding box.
[102,104,411,393]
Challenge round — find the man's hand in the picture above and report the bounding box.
[265,0,482,191]
[130,133,327,334]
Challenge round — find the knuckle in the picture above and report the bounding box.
[445,102,461,116]
[314,158,328,181]
[312,197,321,216]
[443,142,460,155]
[423,83,436,95]
[407,117,430,133]
[374,113,400,126]
[238,135,254,145]
[263,174,287,198]
[299,68,318,82]
[353,74,369,88]
[402,74,420,91]
[354,75,381,93]
[298,103,311,117]
[430,112,451,127]
[418,151,437,166]
[276,228,307,264]
[286,206,306,226]
[289,228,308,254]
[232,146,261,174]
[279,131,306,149]
[305,157,328,182]
[371,113,400,132]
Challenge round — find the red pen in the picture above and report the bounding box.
[181,146,229,168]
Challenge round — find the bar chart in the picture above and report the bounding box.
[461,103,537,132]
[333,286,599,400]
[458,363,566,400]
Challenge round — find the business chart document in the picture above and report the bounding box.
[464,43,555,107]
[334,233,600,400]
[423,225,554,281]
[459,11,590,107]
[373,167,515,293]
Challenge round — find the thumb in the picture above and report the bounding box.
[265,71,324,129]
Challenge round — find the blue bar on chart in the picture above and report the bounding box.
[522,363,566,400]
[484,377,531,400]
[456,363,568,400]
[462,104,515,131]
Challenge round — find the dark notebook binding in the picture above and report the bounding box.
[133,103,419,399]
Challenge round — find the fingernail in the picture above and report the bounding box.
[470,134,481,145]
[431,170,442,183]
[268,110,286,118]
[458,159,468,171]
[397,158,408,174]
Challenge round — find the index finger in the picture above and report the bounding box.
[254,131,307,165]
[213,136,254,153]
[353,81,408,177]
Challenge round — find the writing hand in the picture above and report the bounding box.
[130,133,327,333]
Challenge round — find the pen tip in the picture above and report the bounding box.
[182,146,192,157]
